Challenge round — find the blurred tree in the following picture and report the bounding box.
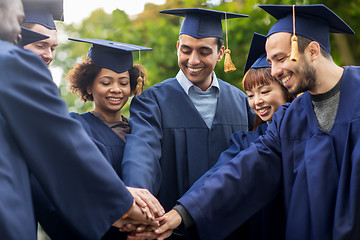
[53,0,360,116]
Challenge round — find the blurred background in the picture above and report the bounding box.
[52,0,360,118]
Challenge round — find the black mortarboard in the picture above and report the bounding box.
[159,8,248,39]
[19,26,49,47]
[259,4,355,53]
[160,8,248,72]
[68,38,152,74]
[23,0,64,30]
[244,33,270,74]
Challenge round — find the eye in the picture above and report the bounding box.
[261,90,270,94]
[180,46,191,55]
[120,82,129,86]
[277,54,290,63]
[200,50,212,56]
[36,44,45,49]
[101,81,110,86]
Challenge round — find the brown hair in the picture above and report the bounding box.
[66,59,147,102]
[242,67,295,130]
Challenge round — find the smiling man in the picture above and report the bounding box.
[152,4,360,240]
[121,8,253,239]
[21,0,62,66]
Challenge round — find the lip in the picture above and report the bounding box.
[106,97,122,104]
[256,106,271,116]
[281,75,292,88]
[187,66,203,75]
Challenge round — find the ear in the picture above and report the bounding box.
[86,86,92,95]
[217,45,225,62]
[308,41,321,62]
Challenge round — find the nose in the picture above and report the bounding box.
[110,83,122,93]
[188,51,200,65]
[42,48,54,63]
[271,63,282,79]
[254,94,264,106]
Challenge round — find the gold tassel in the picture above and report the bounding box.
[290,35,298,62]
[289,5,298,62]
[224,49,236,72]
[134,76,144,95]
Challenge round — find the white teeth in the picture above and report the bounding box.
[108,97,121,101]
[282,76,290,84]
[258,108,269,113]
[188,67,202,72]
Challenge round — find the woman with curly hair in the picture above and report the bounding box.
[34,38,164,240]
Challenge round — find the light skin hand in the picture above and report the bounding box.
[127,187,165,219]
[127,209,181,240]
[154,209,182,240]
[112,201,160,229]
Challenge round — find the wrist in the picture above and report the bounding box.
[122,199,136,219]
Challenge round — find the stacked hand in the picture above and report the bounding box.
[126,209,183,240]
[113,187,167,234]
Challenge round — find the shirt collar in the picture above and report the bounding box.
[176,70,220,95]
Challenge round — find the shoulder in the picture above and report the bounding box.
[138,78,179,98]
[0,41,44,66]
[0,41,50,78]
[144,78,177,91]
[218,78,247,97]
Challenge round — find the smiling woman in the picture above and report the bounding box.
[32,38,163,240]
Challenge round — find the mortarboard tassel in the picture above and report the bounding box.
[134,50,145,95]
[290,5,298,62]
[224,49,236,72]
[224,12,236,72]
[134,75,144,95]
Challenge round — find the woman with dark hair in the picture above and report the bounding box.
[66,38,149,180]
[34,39,164,240]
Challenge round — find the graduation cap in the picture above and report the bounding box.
[69,38,152,95]
[244,33,270,74]
[68,38,152,74]
[19,26,49,47]
[22,0,64,30]
[259,4,355,59]
[159,8,249,72]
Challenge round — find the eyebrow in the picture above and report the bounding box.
[180,44,213,51]
[99,75,113,80]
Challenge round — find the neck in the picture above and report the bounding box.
[93,109,122,122]
[196,74,213,91]
[309,58,343,95]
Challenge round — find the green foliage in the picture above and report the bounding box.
[53,0,360,115]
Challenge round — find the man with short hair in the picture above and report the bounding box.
[21,0,61,66]
[121,8,254,239]
[0,0,156,239]
[153,4,360,240]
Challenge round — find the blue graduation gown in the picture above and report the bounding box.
[187,123,285,240]
[122,77,254,211]
[0,40,133,240]
[34,112,128,239]
[178,66,360,240]
[70,112,126,177]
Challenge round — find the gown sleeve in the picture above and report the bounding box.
[121,93,163,194]
[178,107,287,240]
[187,123,268,193]
[0,48,134,239]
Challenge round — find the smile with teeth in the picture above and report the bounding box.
[107,97,121,101]
[257,107,270,114]
[188,67,202,73]
[282,76,291,84]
